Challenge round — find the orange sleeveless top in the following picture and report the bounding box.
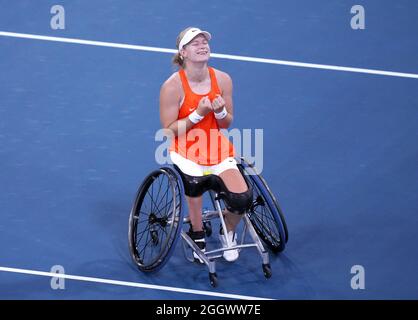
[169,67,235,165]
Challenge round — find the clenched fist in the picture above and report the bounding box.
[196,96,213,117]
[212,94,226,114]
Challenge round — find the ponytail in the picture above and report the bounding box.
[173,27,194,69]
[172,52,184,68]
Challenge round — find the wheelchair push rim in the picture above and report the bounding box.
[238,159,288,253]
[128,167,184,272]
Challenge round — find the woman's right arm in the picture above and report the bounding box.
[159,78,195,137]
[160,78,212,136]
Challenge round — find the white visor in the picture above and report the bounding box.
[178,28,211,51]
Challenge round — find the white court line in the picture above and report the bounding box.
[1,31,418,79]
[0,266,272,300]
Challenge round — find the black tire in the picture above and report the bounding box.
[128,167,185,272]
[238,159,289,253]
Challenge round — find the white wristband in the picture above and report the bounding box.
[188,110,204,124]
[214,106,228,120]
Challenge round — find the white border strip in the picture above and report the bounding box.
[1,31,418,79]
[0,266,272,300]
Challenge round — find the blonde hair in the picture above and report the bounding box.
[172,27,194,68]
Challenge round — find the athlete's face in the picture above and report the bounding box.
[181,34,210,63]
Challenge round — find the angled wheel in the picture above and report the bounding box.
[262,263,272,278]
[128,166,185,272]
[238,158,289,253]
[209,272,218,287]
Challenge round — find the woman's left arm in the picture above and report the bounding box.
[213,71,233,128]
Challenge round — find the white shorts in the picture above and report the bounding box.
[170,151,239,176]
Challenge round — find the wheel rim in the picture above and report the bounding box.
[239,161,287,252]
[129,168,182,270]
[248,191,283,249]
[246,178,284,252]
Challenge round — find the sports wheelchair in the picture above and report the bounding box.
[128,158,288,287]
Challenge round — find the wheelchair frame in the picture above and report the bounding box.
[180,190,272,287]
[128,158,287,287]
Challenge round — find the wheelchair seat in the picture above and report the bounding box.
[172,164,253,215]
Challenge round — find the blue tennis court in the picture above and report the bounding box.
[0,0,417,299]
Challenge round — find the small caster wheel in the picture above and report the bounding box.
[203,221,212,237]
[209,272,218,287]
[262,263,272,279]
[151,230,159,245]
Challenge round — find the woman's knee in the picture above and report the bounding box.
[218,169,248,193]
[223,188,253,215]
[218,170,253,214]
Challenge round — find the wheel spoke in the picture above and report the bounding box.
[139,210,150,217]
[152,174,165,214]
[140,223,152,262]
[242,165,284,250]
[145,175,172,218]
[159,179,171,215]
[147,189,161,215]
[138,236,154,258]
[158,197,174,218]
[252,211,279,244]
[136,224,151,248]
[129,169,184,271]
[137,218,149,225]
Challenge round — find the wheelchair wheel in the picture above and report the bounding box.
[128,166,185,272]
[238,159,289,253]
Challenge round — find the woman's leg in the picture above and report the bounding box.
[218,168,248,232]
[169,152,204,231]
[186,195,203,231]
[185,195,206,264]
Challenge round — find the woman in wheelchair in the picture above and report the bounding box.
[159,27,252,262]
[129,27,287,284]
